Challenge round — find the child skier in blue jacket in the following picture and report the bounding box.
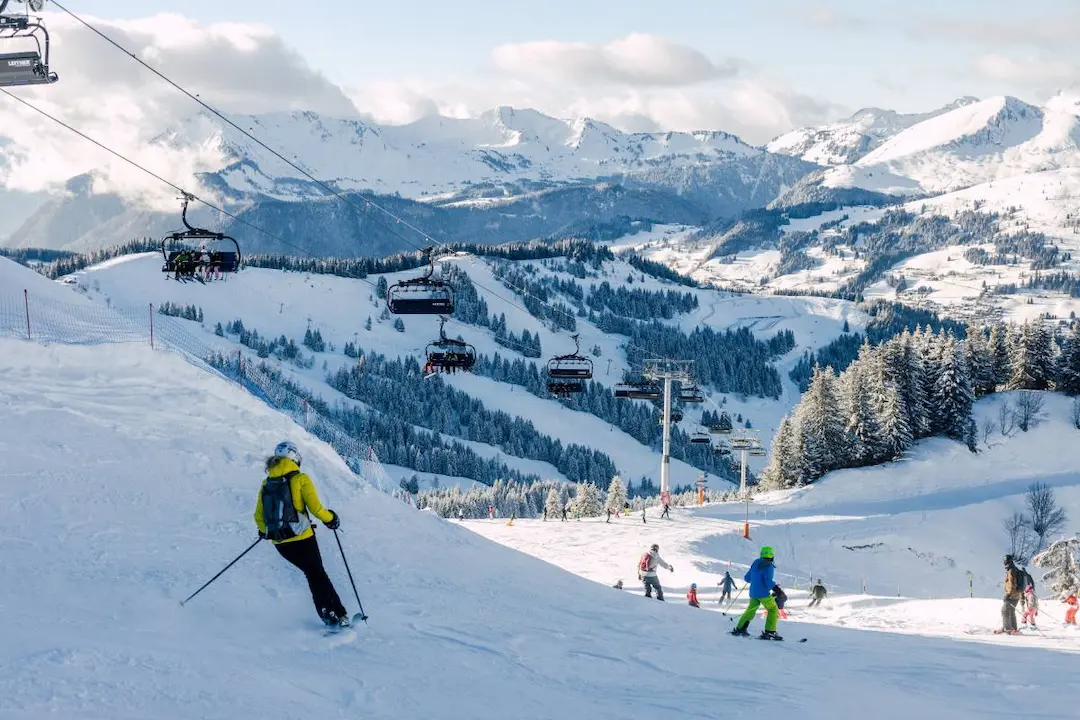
[732,546,782,640]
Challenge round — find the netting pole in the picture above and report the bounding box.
[23,289,30,340]
[149,303,155,349]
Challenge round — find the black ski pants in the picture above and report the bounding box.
[275,534,347,620]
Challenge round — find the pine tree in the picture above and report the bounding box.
[988,324,1011,387]
[1009,321,1055,390]
[931,336,975,441]
[544,487,563,519]
[1057,323,1080,395]
[762,415,800,489]
[964,323,995,396]
[878,384,912,460]
[365,316,372,331]
[604,475,627,514]
[394,318,406,332]
[841,361,882,466]
[901,331,933,438]
[1032,538,1080,600]
[798,366,845,480]
[571,482,604,517]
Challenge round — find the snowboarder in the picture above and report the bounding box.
[561,505,568,522]
[1065,594,1077,625]
[613,580,624,590]
[660,503,670,519]
[687,583,700,608]
[638,543,674,601]
[770,584,788,620]
[1020,585,1039,628]
[254,441,349,629]
[996,554,1024,635]
[809,579,827,607]
[641,508,647,524]
[606,509,612,523]
[732,546,782,640]
[543,508,548,522]
[719,571,736,603]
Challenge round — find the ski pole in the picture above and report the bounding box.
[723,583,747,617]
[181,537,262,606]
[333,528,369,624]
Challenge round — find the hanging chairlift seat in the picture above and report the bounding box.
[160,195,241,282]
[0,5,58,88]
[679,385,705,404]
[424,317,475,373]
[614,383,662,400]
[690,431,711,444]
[547,379,585,396]
[387,248,455,315]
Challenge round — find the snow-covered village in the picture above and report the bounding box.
[2,2,1080,719]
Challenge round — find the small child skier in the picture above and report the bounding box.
[1020,585,1038,628]
[1065,594,1078,625]
[687,583,700,608]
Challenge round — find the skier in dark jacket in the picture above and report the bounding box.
[995,554,1024,635]
[719,572,737,603]
[809,579,827,607]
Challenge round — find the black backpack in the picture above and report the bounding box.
[262,471,309,542]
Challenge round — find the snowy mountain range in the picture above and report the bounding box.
[0,106,813,254]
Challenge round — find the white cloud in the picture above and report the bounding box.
[0,12,359,205]
[491,33,737,87]
[975,53,1076,84]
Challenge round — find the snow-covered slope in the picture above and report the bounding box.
[59,251,861,485]
[767,98,979,166]
[467,392,1080,647]
[1,337,1074,719]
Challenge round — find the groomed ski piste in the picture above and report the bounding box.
[0,274,1077,719]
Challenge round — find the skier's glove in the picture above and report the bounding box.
[325,510,341,530]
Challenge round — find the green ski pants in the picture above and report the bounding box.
[737,596,778,632]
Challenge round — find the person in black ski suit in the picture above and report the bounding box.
[719,571,737,603]
[808,579,827,607]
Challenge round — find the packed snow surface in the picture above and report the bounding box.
[2,338,1076,719]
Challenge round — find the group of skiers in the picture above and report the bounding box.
[997,554,1079,634]
[628,544,833,641]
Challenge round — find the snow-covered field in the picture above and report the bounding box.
[2,337,1077,720]
[465,392,1080,650]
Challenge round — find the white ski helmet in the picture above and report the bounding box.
[273,440,302,466]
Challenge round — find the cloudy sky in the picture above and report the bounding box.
[0,0,1076,198]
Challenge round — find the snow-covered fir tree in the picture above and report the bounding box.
[604,475,627,514]
[1009,321,1055,390]
[1032,538,1080,600]
[878,384,912,460]
[931,336,975,441]
[840,359,882,465]
[988,324,1011,387]
[570,482,604,517]
[1056,323,1080,395]
[544,487,563,519]
[964,323,996,396]
[799,366,846,480]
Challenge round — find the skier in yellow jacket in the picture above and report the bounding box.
[255,441,349,628]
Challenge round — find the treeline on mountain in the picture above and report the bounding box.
[764,318,1080,489]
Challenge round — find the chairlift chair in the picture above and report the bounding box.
[749,448,767,457]
[0,0,58,87]
[713,445,732,457]
[690,431,711,444]
[679,384,705,404]
[613,380,663,401]
[546,333,592,396]
[160,194,241,283]
[707,413,734,435]
[424,316,476,374]
[386,247,455,315]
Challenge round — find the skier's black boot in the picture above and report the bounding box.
[731,625,750,637]
[760,630,783,641]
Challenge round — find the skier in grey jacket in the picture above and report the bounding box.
[638,543,674,601]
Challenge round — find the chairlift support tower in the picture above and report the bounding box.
[642,359,694,502]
